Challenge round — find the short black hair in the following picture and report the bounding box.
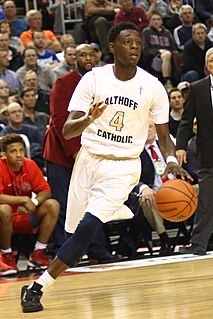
[1,133,25,152]
[107,22,140,44]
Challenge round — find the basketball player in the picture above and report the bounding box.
[21,22,191,313]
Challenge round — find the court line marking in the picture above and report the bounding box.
[66,251,213,273]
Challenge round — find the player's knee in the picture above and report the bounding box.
[44,199,60,219]
[0,204,12,222]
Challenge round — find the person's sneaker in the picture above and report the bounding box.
[179,244,206,255]
[28,249,51,269]
[0,252,17,276]
[21,285,43,313]
[2,252,18,274]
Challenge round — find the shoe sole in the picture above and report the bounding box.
[22,304,43,313]
[27,261,49,270]
[0,269,17,276]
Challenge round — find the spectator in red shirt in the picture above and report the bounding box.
[114,0,149,32]
[0,133,60,276]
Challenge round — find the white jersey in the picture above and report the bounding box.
[67,64,169,158]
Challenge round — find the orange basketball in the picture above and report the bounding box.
[155,179,198,222]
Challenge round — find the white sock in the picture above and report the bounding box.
[34,241,47,251]
[35,270,55,290]
[1,248,12,254]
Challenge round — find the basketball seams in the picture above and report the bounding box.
[156,186,196,201]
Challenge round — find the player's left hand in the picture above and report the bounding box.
[161,162,193,182]
[17,206,28,214]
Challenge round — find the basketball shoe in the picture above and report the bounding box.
[28,249,51,269]
[2,252,18,275]
[21,285,43,313]
[0,252,17,276]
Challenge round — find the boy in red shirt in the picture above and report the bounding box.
[0,133,60,276]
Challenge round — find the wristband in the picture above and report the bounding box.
[31,198,39,207]
[166,155,179,165]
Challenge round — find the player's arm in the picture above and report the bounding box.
[155,123,192,181]
[63,102,107,140]
[0,194,31,206]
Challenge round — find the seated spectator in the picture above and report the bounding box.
[180,23,213,83]
[195,0,213,26]
[32,30,59,69]
[114,0,149,32]
[83,0,121,63]
[0,102,44,170]
[56,33,75,62]
[21,87,50,141]
[0,20,25,53]
[138,0,169,19]
[168,88,184,138]
[173,5,195,51]
[23,70,50,115]
[20,10,61,53]
[2,1,28,37]
[0,32,23,71]
[142,11,176,90]
[16,47,56,93]
[0,133,60,276]
[0,49,22,92]
[53,46,76,78]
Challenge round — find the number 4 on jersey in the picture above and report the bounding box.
[109,111,124,131]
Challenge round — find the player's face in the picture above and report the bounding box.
[111,29,142,66]
[3,142,25,171]
[76,47,96,73]
[206,53,213,75]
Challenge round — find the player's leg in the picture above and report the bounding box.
[28,199,60,269]
[0,204,18,275]
[21,153,141,312]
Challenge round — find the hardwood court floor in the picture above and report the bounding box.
[1,255,213,319]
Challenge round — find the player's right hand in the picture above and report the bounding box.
[22,196,37,212]
[89,101,107,121]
